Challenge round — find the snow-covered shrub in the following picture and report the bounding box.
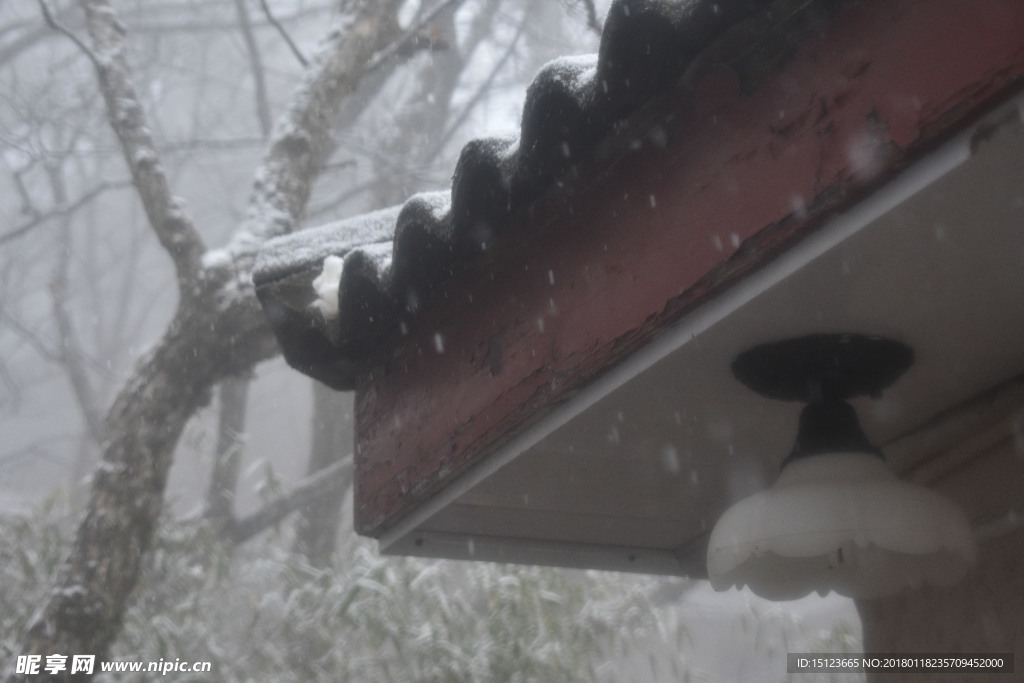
[2,504,687,683]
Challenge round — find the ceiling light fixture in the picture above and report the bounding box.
[706,333,976,600]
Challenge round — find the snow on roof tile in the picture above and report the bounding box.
[254,204,399,283]
[255,0,770,389]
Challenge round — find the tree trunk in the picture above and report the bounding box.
[204,376,251,528]
[8,0,405,678]
[15,292,278,680]
[293,381,352,566]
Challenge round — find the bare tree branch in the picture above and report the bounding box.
[222,0,404,254]
[48,166,106,446]
[456,0,503,65]
[0,22,51,69]
[68,0,207,300]
[233,0,274,137]
[363,0,465,75]
[118,3,325,37]
[9,166,40,218]
[147,136,268,153]
[0,437,78,471]
[9,1,408,676]
[307,176,377,220]
[3,2,325,67]
[371,1,467,205]
[36,0,102,70]
[0,358,18,412]
[438,3,529,150]
[0,180,129,246]
[230,458,352,544]
[0,308,60,364]
[257,0,308,66]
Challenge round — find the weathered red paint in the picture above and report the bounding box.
[355,0,1024,536]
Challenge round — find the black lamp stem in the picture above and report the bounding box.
[783,399,882,468]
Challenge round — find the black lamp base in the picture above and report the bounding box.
[731,333,914,403]
[731,333,914,467]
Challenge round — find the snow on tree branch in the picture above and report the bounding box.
[72,0,207,300]
[7,2,411,679]
[222,0,405,264]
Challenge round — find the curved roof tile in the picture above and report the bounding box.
[254,0,770,389]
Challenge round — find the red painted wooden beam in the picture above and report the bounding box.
[354,0,1024,537]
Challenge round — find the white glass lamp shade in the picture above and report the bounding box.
[707,452,976,600]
